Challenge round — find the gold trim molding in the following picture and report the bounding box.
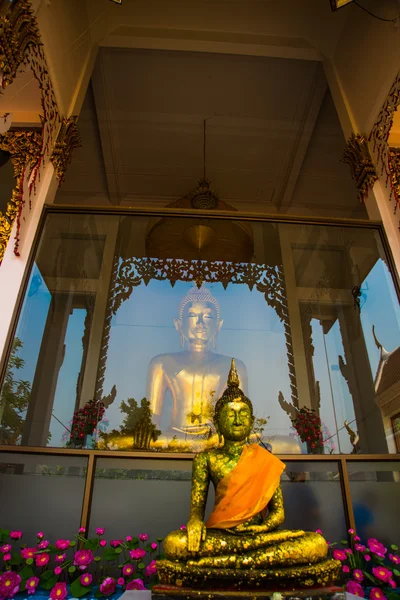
[0,129,42,262]
[342,133,378,203]
[51,116,81,182]
[369,70,400,216]
[389,147,400,206]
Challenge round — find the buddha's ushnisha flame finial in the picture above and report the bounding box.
[227,358,240,388]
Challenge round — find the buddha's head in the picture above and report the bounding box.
[174,285,223,350]
[214,359,254,442]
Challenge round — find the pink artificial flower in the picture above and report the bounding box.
[3,554,11,562]
[369,589,386,600]
[96,528,105,536]
[10,531,22,540]
[355,544,366,552]
[99,577,116,596]
[126,536,133,542]
[150,542,158,551]
[354,536,361,542]
[139,534,148,542]
[36,553,50,567]
[99,540,107,547]
[389,554,400,564]
[78,527,86,534]
[73,549,94,569]
[0,572,21,599]
[21,548,36,560]
[389,580,396,590]
[130,548,146,560]
[343,566,350,573]
[117,578,125,586]
[372,566,392,583]
[364,555,371,561]
[145,560,157,576]
[315,529,323,535]
[346,580,365,597]
[26,577,39,595]
[0,545,11,554]
[348,529,355,534]
[55,554,66,563]
[55,540,70,551]
[346,548,353,555]
[80,573,93,587]
[180,525,187,531]
[54,567,62,576]
[49,582,67,600]
[122,564,134,577]
[353,569,364,582]
[333,549,347,561]
[38,540,49,549]
[126,579,145,591]
[110,540,123,548]
[36,532,44,539]
[367,539,387,558]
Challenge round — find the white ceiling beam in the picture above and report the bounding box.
[275,63,328,211]
[91,53,121,205]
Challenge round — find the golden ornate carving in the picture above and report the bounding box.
[369,71,400,215]
[389,147,400,205]
[0,129,42,262]
[0,0,40,88]
[51,116,81,182]
[342,133,378,203]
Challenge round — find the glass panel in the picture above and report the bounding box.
[0,453,87,545]
[90,457,215,540]
[1,212,399,455]
[281,461,347,542]
[348,460,400,546]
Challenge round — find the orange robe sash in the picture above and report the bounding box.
[206,444,285,530]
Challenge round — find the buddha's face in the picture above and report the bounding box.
[176,301,222,347]
[218,400,253,442]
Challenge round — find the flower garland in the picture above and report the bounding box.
[291,406,324,452]
[69,400,105,447]
[0,527,162,599]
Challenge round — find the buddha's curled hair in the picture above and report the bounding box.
[213,358,254,424]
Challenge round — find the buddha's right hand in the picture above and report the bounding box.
[187,517,206,552]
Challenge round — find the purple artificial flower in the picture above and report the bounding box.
[367,539,387,558]
[38,540,49,550]
[139,534,148,542]
[99,540,107,547]
[364,555,371,561]
[21,548,36,560]
[126,579,145,590]
[26,577,39,595]
[117,578,125,586]
[348,529,355,534]
[145,560,157,576]
[343,565,350,573]
[0,545,11,554]
[73,549,94,569]
[150,542,158,550]
[49,582,67,600]
[99,577,116,596]
[36,532,44,539]
[333,549,347,561]
[10,531,22,540]
[0,572,21,598]
[389,580,396,589]
[122,564,134,577]
[180,525,187,531]
[55,540,70,551]
[355,544,366,552]
[110,540,123,548]
[354,536,361,542]
[78,527,86,534]
[130,548,146,560]
[3,554,11,562]
[96,528,105,536]
[35,553,50,567]
[389,553,400,564]
[54,567,62,576]
[353,569,364,582]
[126,536,133,542]
[55,554,66,563]
[372,566,392,583]
[80,574,93,587]
[369,589,386,600]
[346,580,365,597]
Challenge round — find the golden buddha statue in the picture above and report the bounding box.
[146,286,248,437]
[156,360,340,590]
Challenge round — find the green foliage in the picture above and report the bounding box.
[40,570,57,590]
[0,338,31,444]
[71,577,92,598]
[99,397,161,450]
